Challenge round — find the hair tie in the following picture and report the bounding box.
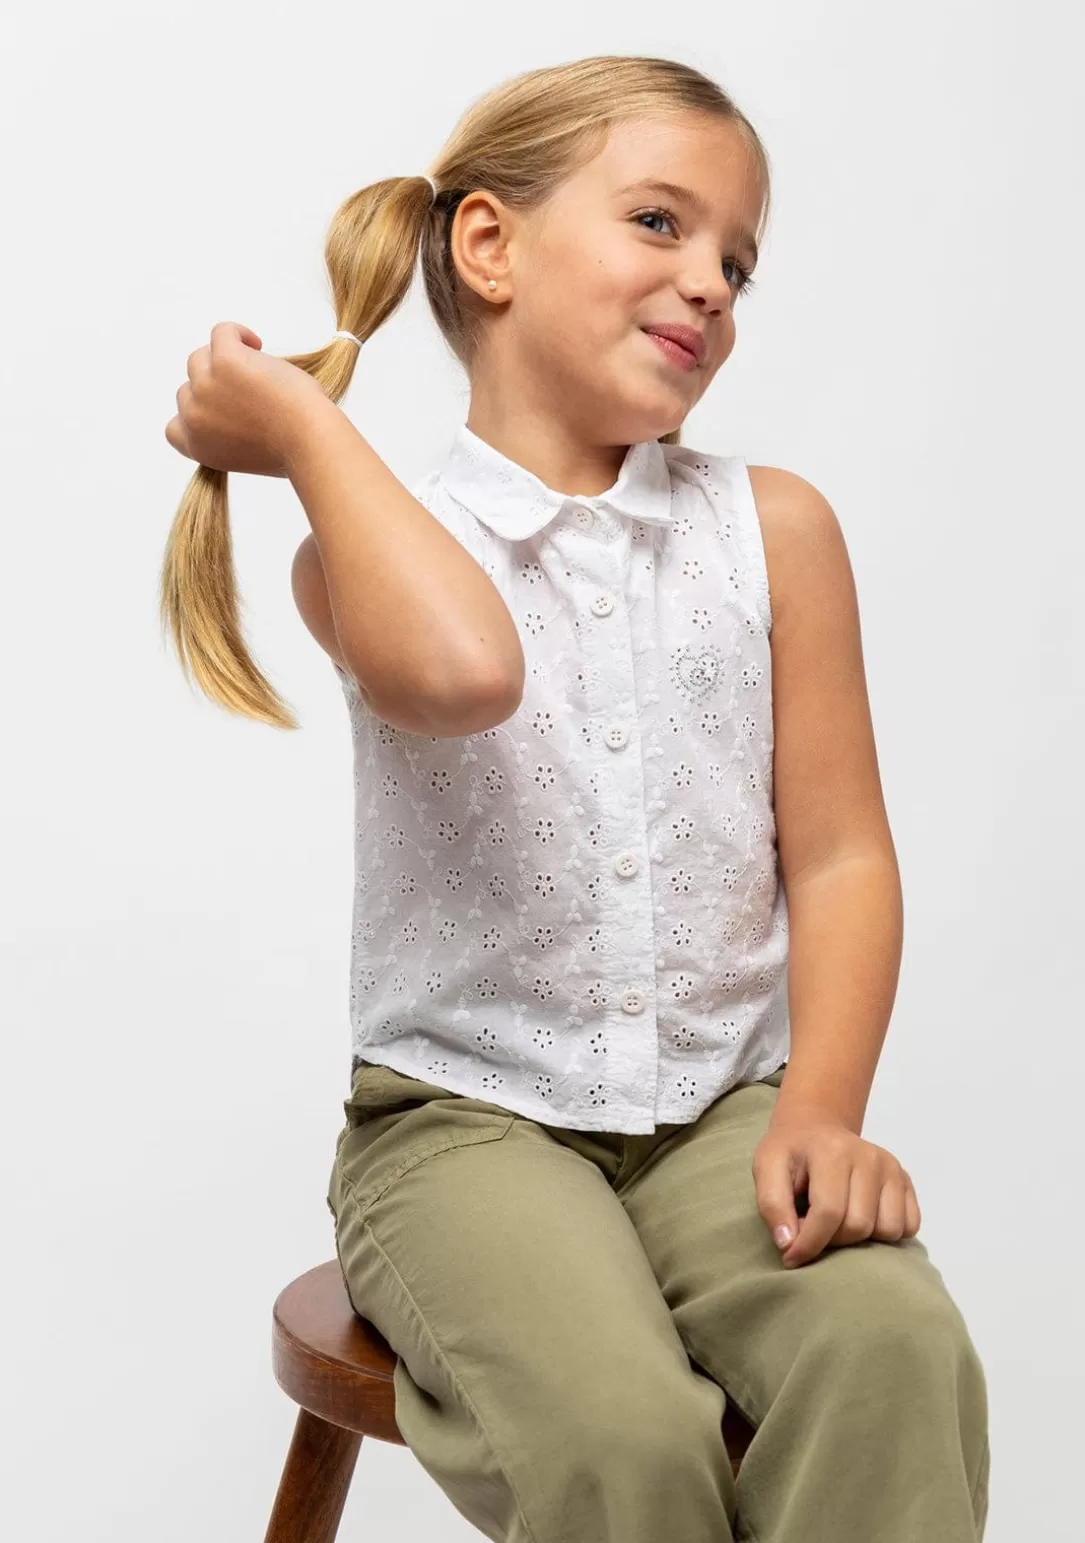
[333,175,439,350]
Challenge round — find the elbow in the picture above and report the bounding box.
[422,672,524,737]
[421,641,526,736]
[363,670,523,738]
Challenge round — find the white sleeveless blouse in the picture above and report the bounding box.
[332,422,790,1132]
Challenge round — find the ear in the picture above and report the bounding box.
[449,188,516,300]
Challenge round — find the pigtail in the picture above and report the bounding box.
[161,57,769,728]
[159,176,436,730]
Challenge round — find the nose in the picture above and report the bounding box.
[679,281,728,316]
[676,251,731,315]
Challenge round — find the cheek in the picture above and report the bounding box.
[708,313,738,374]
[553,230,647,315]
[520,234,656,364]
[529,283,616,359]
[592,246,656,308]
[524,242,606,342]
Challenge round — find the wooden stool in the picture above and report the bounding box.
[265,1259,756,1541]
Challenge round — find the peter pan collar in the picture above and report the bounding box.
[436,421,674,541]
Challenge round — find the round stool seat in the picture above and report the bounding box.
[270,1259,755,1471]
[272,1259,405,1445]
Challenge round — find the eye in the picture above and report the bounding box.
[724,259,757,298]
[634,206,758,298]
[634,205,679,238]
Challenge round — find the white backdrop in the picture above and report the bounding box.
[3,3,1081,1539]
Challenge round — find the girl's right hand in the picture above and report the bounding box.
[165,320,329,477]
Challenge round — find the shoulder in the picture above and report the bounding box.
[745,463,838,529]
[745,464,856,628]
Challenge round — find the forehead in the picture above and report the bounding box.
[573,113,764,222]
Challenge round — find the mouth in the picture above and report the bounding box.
[642,324,705,370]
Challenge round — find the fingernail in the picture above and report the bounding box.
[774,1225,793,1248]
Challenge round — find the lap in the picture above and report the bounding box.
[324,1061,987,1541]
[327,1059,973,1435]
[327,1064,718,1437]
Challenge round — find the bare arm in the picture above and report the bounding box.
[284,397,525,735]
[750,465,903,1134]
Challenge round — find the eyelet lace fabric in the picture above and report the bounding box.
[333,422,789,1133]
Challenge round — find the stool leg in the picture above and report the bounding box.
[264,1407,363,1543]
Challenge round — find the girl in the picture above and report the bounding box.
[162,54,990,1543]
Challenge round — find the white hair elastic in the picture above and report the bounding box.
[334,177,439,348]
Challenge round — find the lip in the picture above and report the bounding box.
[642,323,706,367]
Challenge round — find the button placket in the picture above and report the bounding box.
[583,537,652,1077]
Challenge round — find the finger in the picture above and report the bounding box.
[873,1177,906,1242]
[209,320,233,359]
[209,320,261,357]
[752,1143,802,1255]
[782,1155,849,1267]
[835,1159,884,1244]
[903,1182,922,1237]
[164,415,190,457]
[186,345,210,382]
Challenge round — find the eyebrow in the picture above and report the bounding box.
[616,178,760,264]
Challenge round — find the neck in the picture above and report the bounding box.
[466,377,629,499]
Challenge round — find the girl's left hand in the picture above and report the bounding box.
[751,1102,922,1268]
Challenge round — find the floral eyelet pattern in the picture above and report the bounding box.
[331,423,789,1134]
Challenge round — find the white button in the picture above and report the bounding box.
[620,987,645,1014]
[604,725,629,750]
[614,851,638,878]
[590,592,616,617]
[574,507,594,529]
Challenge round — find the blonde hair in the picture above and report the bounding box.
[160,54,772,729]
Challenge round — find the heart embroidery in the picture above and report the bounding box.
[671,644,724,703]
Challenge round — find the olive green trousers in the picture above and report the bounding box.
[326,1058,990,1542]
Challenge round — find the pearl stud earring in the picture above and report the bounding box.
[488,280,497,290]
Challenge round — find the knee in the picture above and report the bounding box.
[813,1243,987,1408]
[556,1372,726,1485]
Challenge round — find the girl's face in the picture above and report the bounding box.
[458,112,766,444]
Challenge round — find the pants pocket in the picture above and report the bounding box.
[330,1096,516,1226]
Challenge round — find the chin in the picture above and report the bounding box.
[626,400,686,443]
[575,364,683,442]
